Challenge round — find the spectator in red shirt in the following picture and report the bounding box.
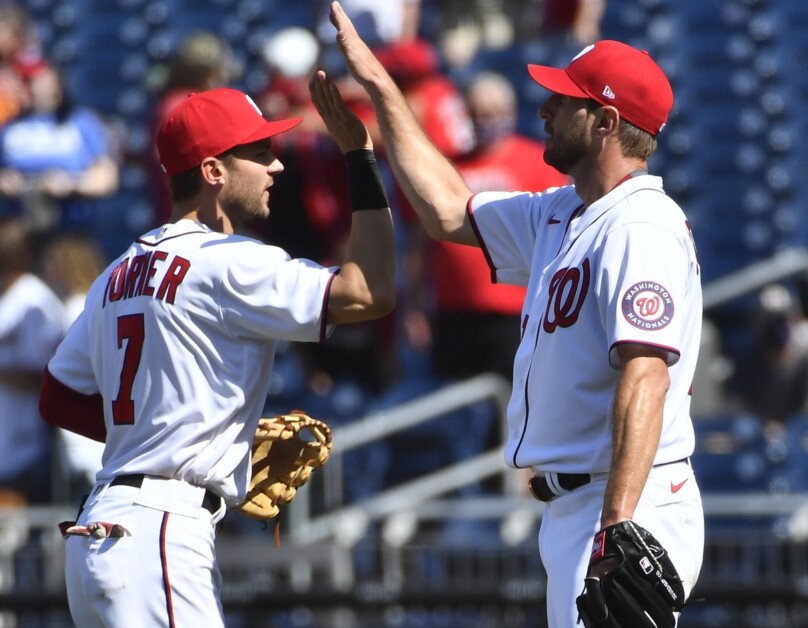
[404,70,569,381]
[373,38,475,160]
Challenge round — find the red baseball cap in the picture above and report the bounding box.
[156,88,302,176]
[527,40,673,136]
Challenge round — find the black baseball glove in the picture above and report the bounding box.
[575,520,685,628]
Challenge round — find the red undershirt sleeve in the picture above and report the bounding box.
[39,367,106,443]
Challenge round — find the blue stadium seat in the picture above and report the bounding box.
[691,415,769,492]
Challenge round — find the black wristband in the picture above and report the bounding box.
[345,149,390,212]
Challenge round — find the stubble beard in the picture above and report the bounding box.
[220,177,269,229]
[543,121,590,175]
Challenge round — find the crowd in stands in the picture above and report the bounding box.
[0,0,806,547]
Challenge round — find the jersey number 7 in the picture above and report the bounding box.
[112,314,144,425]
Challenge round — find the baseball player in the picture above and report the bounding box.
[326,2,703,626]
[38,73,395,626]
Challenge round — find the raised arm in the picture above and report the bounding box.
[308,68,396,325]
[328,1,476,246]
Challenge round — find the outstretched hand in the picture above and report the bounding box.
[328,1,388,92]
[308,68,371,153]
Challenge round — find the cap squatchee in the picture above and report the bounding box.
[527,40,673,136]
[156,87,302,176]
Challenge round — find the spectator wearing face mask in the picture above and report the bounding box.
[726,283,808,424]
[402,70,569,382]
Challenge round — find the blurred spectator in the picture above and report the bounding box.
[430,0,607,70]
[40,233,107,501]
[403,70,568,381]
[0,217,63,506]
[315,0,421,50]
[0,63,119,241]
[40,233,106,326]
[144,32,240,225]
[252,28,393,399]
[0,1,43,126]
[257,26,321,125]
[539,0,607,47]
[726,283,808,423]
[371,38,475,160]
[314,0,423,114]
[427,0,520,68]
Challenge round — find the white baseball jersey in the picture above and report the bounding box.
[469,174,701,473]
[0,273,64,479]
[47,219,337,504]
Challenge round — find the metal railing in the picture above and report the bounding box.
[702,247,808,310]
[285,372,514,545]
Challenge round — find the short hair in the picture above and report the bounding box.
[168,151,234,203]
[618,120,657,160]
[168,167,204,204]
[585,99,657,159]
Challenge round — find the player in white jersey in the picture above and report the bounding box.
[0,219,65,506]
[326,3,703,626]
[38,73,396,626]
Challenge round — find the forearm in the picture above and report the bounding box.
[328,0,474,244]
[328,208,396,324]
[75,157,119,197]
[368,79,474,244]
[601,354,669,527]
[308,67,396,324]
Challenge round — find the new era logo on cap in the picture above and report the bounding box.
[156,88,302,176]
[526,40,673,136]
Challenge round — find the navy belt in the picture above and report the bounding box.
[528,458,690,503]
[110,474,219,514]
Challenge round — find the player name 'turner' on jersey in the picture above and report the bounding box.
[103,251,190,307]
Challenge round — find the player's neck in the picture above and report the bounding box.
[609,168,648,191]
[171,204,235,235]
[573,156,648,207]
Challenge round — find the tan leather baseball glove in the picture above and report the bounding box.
[235,410,332,521]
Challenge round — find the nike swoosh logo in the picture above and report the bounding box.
[549,215,561,224]
[671,478,689,493]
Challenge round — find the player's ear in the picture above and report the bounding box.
[595,106,620,135]
[200,156,226,186]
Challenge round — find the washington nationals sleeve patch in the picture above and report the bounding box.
[621,281,674,330]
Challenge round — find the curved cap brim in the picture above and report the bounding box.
[527,65,588,98]
[241,117,303,145]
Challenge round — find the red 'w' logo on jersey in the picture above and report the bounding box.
[543,259,590,333]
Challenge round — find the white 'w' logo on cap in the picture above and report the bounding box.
[602,85,616,99]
